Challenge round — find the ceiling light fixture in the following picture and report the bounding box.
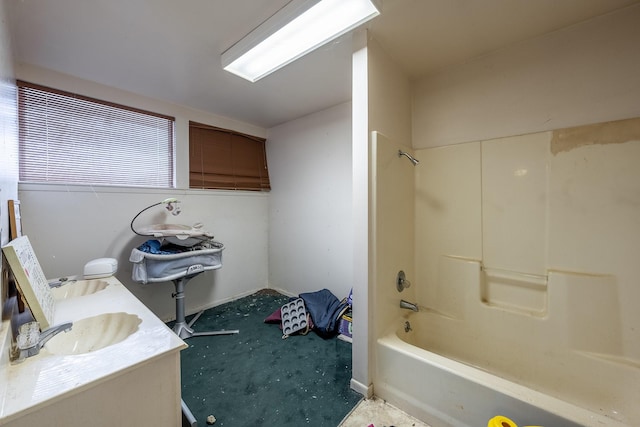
[221,0,381,82]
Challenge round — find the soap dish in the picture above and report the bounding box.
[281,298,308,336]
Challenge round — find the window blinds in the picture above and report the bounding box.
[189,121,270,191]
[18,81,175,188]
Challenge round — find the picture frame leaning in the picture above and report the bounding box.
[8,199,22,240]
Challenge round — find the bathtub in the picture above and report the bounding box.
[375,308,637,427]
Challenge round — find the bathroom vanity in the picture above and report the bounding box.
[0,275,187,426]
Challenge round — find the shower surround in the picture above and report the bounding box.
[371,118,640,426]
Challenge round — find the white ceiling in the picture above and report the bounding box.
[7,0,639,129]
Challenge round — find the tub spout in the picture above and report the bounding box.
[400,300,419,312]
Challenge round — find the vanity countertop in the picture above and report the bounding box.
[0,276,186,423]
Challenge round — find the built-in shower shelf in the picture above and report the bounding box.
[480,267,548,316]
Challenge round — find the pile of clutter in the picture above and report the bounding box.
[265,288,353,341]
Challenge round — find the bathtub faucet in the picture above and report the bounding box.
[400,300,419,312]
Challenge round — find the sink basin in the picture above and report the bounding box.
[51,279,110,299]
[45,313,142,355]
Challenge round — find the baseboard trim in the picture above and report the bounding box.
[350,378,373,398]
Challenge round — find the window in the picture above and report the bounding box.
[17,81,175,188]
[189,121,270,191]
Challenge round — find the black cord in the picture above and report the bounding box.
[130,202,161,236]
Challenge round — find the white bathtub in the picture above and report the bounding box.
[375,308,637,427]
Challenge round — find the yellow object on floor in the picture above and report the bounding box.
[488,415,542,427]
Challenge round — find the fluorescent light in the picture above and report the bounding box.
[222,0,381,82]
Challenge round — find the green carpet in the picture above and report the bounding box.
[177,290,362,426]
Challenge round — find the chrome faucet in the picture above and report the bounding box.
[48,277,76,288]
[15,321,73,362]
[400,300,419,312]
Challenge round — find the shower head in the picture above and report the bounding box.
[398,150,419,166]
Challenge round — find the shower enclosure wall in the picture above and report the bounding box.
[371,118,640,426]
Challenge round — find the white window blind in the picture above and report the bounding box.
[18,81,175,188]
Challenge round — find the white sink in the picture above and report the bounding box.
[45,312,142,355]
[51,279,110,299]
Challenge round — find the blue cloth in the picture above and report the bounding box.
[137,239,181,255]
[299,289,349,338]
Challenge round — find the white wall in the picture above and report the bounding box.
[15,65,270,321]
[0,0,18,324]
[367,37,413,341]
[267,102,353,299]
[350,29,371,396]
[413,3,640,148]
[367,38,412,148]
[19,187,269,321]
[411,0,640,370]
[0,0,18,248]
[371,132,415,336]
[350,33,412,396]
